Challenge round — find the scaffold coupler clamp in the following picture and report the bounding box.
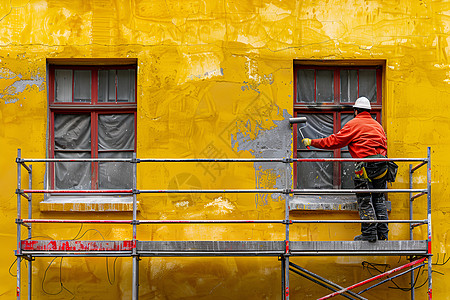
[15,189,23,195]
[283,189,293,195]
[282,157,293,164]
[131,157,140,164]
[132,188,140,195]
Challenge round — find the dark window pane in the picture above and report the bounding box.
[316,70,333,102]
[297,69,314,103]
[117,70,135,102]
[54,114,91,150]
[296,114,333,150]
[341,151,355,189]
[55,152,91,190]
[98,114,135,150]
[98,152,133,189]
[359,69,376,102]
[340,69,358,102]
[98,70,116,102]
[74,70,91,103]
[297,151,334,189]
[55,69,72,102]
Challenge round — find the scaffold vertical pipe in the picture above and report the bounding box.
[281,257,286,299]
[409,164,415,300]
[16,149,21,300]
[28,165,32,300]
[132,153,139,300]
[283,159,290,300]
[427,147,432,300]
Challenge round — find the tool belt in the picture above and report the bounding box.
[355,154,398,182]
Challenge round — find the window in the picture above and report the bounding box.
[49,65,137,190]
[294,64,383,189]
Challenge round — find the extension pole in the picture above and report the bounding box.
[28,165,32,300]
[409,164,415,300]
[16,149,22,300]
[427,147,432,300]
[132,153,139,300]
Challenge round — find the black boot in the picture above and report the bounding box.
[354,234,377,243]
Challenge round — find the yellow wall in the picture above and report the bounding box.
[0,0,449,299]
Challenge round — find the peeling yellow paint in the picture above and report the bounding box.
[0,0,449,299]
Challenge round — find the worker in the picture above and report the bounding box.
[302,96,389,242]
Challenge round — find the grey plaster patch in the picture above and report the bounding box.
[231,109,293,204]
[0,67,21,80]
[1,75,45,102]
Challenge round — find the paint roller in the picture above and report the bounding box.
[289,117,310,150]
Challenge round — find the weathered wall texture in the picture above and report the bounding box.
[0,0,449,299]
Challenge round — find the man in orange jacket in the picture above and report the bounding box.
[302,97,389,242]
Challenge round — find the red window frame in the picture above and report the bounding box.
[48,65,137,190]
[293,65,383,189]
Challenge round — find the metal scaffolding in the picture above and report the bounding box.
[15,148,432,299]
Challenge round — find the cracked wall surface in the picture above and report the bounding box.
[0,0,449,299]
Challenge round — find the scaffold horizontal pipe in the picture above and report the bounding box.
[139,158,286,163]
[19,188,427,195]
[411,192,427,200]
[293,189,426,194]
[138,220,284,224]
[22,189,133,194]
[291,220,427,224]
[293,158,426,162]
[18,157,428,163]
[138,189,283,194]
[411,161,428,173]
[22,219,132,224]
[317,257,427,300]
[21,219,427,225]
[290,251,427,256]
[19,158,133,163]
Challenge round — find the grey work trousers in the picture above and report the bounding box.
[354,173,389,238]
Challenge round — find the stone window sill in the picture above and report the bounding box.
[40,195,138,212]
[290,194,391,212]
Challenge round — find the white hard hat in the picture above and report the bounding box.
[353,97,371,110]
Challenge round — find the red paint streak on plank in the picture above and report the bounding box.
[21,240,133,251]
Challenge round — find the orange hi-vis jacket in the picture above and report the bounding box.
[310,112,387,159]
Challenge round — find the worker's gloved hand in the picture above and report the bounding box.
[302,138,311,147]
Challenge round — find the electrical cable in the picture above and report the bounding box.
[362,261,389,276]
[432,253,450,266]
[41,257,73,297]
[73,228,105,241]
[388,265,424,291]
[71,227,118,285]
[362,259,433,292]
[106,256,119,285]
[71,224,84,240]
[8,258,18,277]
